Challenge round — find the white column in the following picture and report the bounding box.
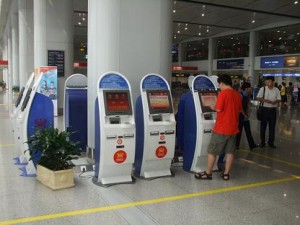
[249,31,258,86]
[33,0,47,67]
[34,0,73,110]
[87,0,173,149]
[19,0,28,87]
[7,27,12,91]
[12,12,20,87]
[208,37,215,76]
[2,35,8,87]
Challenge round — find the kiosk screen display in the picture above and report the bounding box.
[15,87,25,107]
[147,90,173,114]
[104,90,132,115]
[198,91,217,112]
[21,88,32,112]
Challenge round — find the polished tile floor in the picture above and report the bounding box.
[0,90,299,225]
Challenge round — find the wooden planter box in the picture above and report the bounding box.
[37,165,75,190]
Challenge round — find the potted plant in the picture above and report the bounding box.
[12,85,20,93]
[26,127,80,190]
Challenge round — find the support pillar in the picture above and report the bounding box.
[12,12,19,87]
[87,0,173,149]
[249,31,258,86]
[208,37,215,76]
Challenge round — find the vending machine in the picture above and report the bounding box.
[135,74,176,179]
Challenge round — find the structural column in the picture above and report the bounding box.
[2,35,8,87]
[249,31,258,86]
[7,27,12,91]
[34,0,73,110]
[12,12,20,87]
[178,43,183,66]
[87,0,173,149]
[208,37,215,76]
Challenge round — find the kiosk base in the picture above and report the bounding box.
[134,170,175,181]
[92,176,136,188]
[186,155,219,173]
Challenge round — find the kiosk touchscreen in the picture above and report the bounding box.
[135,74,176,179]
[182,75,218,172]
[64,74,87,151]
[12,73,35,144]
[16,72,54,175]
[94,72,135,186]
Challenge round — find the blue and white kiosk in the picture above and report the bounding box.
[182,75,218,172]
[16,72,54,175]
[94,72,136,186]
[12,73,35,145]
[135,74,176,179]
[63,74,87,151]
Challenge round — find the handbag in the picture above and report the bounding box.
[256,87,265,121]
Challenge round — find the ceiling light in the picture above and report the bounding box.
[82,17,86,21]
[297,33,300,35]
[252,20,255,23]
[277,30,280,33]
[178,23,181,26]
[294,1,298,4]
[174,35,177,39]
[201,13,205,17]
[279,37,282,40]
[206,29,209,32]
[185,27,188,30]
[78,22,82,25]
[177,30,180,34]
[269,40,271,43]
[173,9,176,13]
[198,32,202,36]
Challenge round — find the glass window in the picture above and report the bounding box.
[259,24,300,56]
[172,44,179,62]
[216,33,249,59]
[184,39,208,61]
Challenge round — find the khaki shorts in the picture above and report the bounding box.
[207,132,236,155]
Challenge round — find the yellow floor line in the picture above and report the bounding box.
[0,176,299,225]
[239,149,300,169]
[0,104,13,106]
[0,144,15,148]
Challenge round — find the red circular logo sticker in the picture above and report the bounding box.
[117,139,123,145]
[113,150,127,164]
[160,135,165,140]
[156,146,168,158]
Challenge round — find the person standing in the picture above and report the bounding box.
[286,82,293,108]
[236,82,258,150]
[194,75,242,181]
[256,76,281,149]
[280,82,287,106]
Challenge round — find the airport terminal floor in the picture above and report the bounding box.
[0,90,300,225]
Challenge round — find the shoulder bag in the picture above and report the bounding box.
[256,87,265,121]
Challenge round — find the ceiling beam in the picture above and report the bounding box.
[173,20,247,30]
[177,0,300,20]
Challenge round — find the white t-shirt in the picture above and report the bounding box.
[257,86,281,108]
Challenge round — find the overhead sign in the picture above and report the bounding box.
[217,59,244,70]
[263,73,300,77]
[261,56,299,68]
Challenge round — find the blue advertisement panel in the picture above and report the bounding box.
[99,73,129,89]
[261,57,284,68]
[193,76,215,90]
[142,75,168,90]
[263,73,300,77]
[217,59,244,70]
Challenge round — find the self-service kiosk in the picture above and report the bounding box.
[94,72,135,186]
[12,73,35,145]
[177,76,194,152]
[16,72,54,175]
[182,75,218,172]
[63,74,87,151]
[135,74,176,179]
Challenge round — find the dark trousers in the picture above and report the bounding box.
[236,117,256,149]
[260,107,277,145]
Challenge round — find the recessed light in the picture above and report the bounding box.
[279,37,282,40]
[82,17,86,21]
[177,30,180,34]
[206,29,209,32]
[173,9,176,13]
[198,32,202,36]
[277,30,280,33]
[201,13,205,16]
[78,22,82,25]
[252,20,255,23]
[294,1,298,4]
[185,27,188,30]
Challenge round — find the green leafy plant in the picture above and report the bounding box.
[12,85,20,92]
[26,127,80,171]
